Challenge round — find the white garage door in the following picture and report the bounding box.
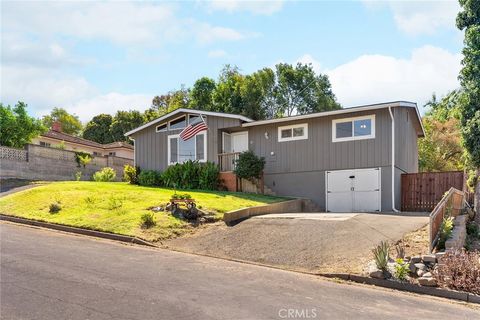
[326,168,381,212]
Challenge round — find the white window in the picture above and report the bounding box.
[168,132,207,164]
[156,122,167,132]
[278,123,308,142]
[332,115,375,142]
[169,115,186,131]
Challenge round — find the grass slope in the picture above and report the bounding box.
[0,181,285,242]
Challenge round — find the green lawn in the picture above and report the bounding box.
[0,181,286,242]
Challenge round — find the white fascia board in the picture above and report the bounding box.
[125,108,253,136]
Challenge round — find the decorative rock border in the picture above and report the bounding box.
[0,214,157,247]
[322,273,480,304]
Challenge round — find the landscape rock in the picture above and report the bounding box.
[418,277,437,287]
[416,270,425,277]
[370,270,386,279]
[410,256,422,263]
[422,272,432,278]
[409,262,417,273]
[422,254,436,263]
[414,263,426,270]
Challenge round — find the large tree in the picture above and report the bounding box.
[82,114,114,144]
[110,110,145,143]
[0,102,46,148]
[41,107,83,135]
[146,85,192,121]
[190,77,216,111]
[457,0,480,210]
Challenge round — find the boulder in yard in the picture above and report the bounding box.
[414,263,426,270]
[418,277,437,287]
[410,256,422,263]
[422,254,436,263]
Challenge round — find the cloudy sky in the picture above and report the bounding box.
[1,0,463,121]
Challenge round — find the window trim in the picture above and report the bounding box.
[156,122,167,132]
[277,123,308,142]
[332,114,375,143]
[168,115,187,131]
[167,131,207,165]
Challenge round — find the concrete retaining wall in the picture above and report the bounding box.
[224,198,316,225]
[0,144,133,181]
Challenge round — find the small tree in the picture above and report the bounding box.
[0,102,46,148]
[234,151,265,181]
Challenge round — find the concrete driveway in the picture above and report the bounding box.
[166,212,429,273]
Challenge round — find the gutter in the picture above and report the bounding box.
[388,107,400,213]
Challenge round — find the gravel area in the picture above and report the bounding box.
[165,212,429,273]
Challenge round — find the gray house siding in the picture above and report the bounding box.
[246,108,418,211]
[131,111,241,171]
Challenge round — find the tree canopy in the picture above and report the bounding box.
[110,110,145,142]
[41,107,83,136]
[82,114,114,144]
[0,102,46,148]
[457,0,480,167]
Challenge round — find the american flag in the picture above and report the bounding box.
[179,116,208,141]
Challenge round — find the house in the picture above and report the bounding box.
[125,101,424,212]
[32,122,134,160]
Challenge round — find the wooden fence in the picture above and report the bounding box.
[429,187,465,252]
[401,171,465,212]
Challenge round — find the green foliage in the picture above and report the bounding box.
[83,114,114,144]
[74,151,92,168]
[457,0,480,167]
[198,162,219,190]
[93,167,117,182]
[467,222,479,238]
[419,92,466,172]
[191,77,216,111]
[437,216,454,250]
[107,196,123,210]
[138,170,162,187]
[0,101,46,148]
[41,107,82,136]
[171,193,192,200]
[393,258,409,281]
[49,202,61,214]
[54,141,66,150]
[110,110,144,143]
[123,164,139,184]
[162,160,200,189]
[372,241,390,271]
[234,151,265,181]
[140,212,156,229]
[75,171,82,181]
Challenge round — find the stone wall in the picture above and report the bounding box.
[445,215,468,252]
[0,144,133,181]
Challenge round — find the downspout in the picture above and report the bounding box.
[388,107,400,213]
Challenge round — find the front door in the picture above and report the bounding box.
[231,132,248,152]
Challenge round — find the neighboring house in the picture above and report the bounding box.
[125,101,424,212]
[32,122,134,159]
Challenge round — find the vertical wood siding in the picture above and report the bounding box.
[131,112,241,171]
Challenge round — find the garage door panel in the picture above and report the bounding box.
[327,192,352,212]
[354,191,380,212]
[354,169,379,191]
[326,170,353,192]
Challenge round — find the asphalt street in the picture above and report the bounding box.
[1,222,479,320]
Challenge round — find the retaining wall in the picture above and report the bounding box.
[0,144,132,181]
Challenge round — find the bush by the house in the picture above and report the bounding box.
[123,164,139,184]
[162,160,219,190]
[234,150,265,181]
[435,250,480,295]
[93,167,117,182]
[437,216,454,250]
[74,171,82,181]
[372,241,389,271]
[138,170,162,186]
[140,212,156,229]
[74,151,92,168]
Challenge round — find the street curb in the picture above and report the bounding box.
[321,273,479,304]
[0,214,157,247]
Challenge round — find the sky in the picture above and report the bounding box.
[1,0,464,122]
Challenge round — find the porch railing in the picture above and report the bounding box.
[218,152,241,172]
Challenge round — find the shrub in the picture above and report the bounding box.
[123,164,139,184]
[435,250,480,295]
[467,222,479,238]
[395,243,405,259]
[74,171,82,181]
[171,193,192,200]
[49,202,61,214]
[372,241,390,271]
[198,162,219,190]
[234,151,265,181]
[75,151,92,168]
[138,170,162,186]
[393,258,409,281]
[437,216,454,250]
[140,212,156,228]
[93,167,116,182]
